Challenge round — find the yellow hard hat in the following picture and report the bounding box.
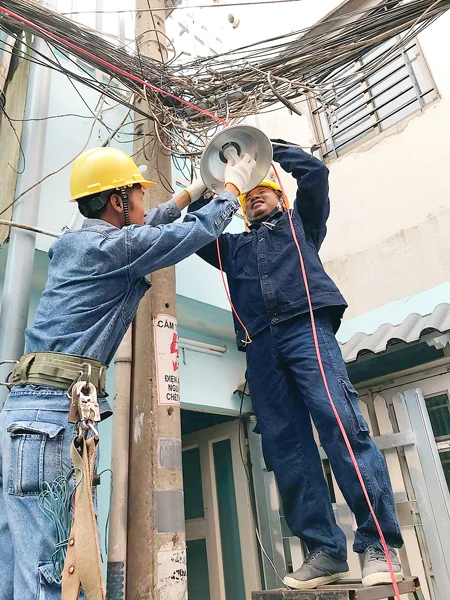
[69,147,156,202]
[238,180,283,212]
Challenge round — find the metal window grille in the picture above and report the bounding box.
[311,36,438,160]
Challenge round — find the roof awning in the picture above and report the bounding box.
[337,284,450,365]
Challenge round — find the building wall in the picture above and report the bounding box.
[320,10,450,318]
[217,1,450,321]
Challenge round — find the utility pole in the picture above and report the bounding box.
[126,1,186,599]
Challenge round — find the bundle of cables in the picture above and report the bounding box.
[0,0,449,163]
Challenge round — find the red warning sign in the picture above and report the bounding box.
[154,314,180,406]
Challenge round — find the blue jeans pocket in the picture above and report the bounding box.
[38,562,87,600]
[7,421,65,496]
[38,562,60,600]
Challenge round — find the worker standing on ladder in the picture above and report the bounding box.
[190,140,404,590]
[0,146,256,599]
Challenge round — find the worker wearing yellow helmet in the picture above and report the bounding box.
[189,138,403,591]
[0,145,257,599]
[238,179,284,215]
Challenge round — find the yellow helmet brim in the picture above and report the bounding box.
[238,180,285,212]
[69,147,157,202]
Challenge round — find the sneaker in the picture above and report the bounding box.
[362,545,403,587]
[283,549,349,590]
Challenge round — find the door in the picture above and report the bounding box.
[182,419,260,600]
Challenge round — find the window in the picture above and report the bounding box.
[425,392,450,492]
[310,36,438,160]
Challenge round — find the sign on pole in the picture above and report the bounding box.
[154,314,179,406]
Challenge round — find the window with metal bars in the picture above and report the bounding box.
[310,36,438,160]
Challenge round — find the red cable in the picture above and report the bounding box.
[0,5,228,126]
[3,5,399,592]
[271,163,401,600]
[216,238,251,345]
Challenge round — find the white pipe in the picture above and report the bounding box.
[0,36,52,406]
[0,219,60,238]
[107,328,132,596]
[178,336,228,356]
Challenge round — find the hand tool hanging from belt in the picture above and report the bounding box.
[62,367,105,600]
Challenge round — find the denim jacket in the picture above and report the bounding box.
[189,141,347,349]
[26,192,240,366]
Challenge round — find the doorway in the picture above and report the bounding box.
[181,411,261,600]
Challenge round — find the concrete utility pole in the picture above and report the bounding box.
[126,1,187,599]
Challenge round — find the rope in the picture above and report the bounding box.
[39,469,82,583]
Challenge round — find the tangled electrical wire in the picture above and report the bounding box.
[0,0,449,168]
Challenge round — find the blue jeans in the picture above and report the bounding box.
[0,386,111,599]
[246,311,403,561]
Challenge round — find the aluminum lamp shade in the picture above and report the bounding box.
[200,125,273,194]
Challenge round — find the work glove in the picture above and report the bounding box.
[185,178,207,203]
[223,149,256,196]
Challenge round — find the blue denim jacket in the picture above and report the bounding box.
[190,141,347,349]
[26,192,239,366]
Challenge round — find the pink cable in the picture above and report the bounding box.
[216,238,251,345]
[271,163,401,600]
[2,6,400,592]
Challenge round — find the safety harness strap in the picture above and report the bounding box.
[62,436,105,600]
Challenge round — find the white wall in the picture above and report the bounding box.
[320,11,450,318]
[210,1,450,321]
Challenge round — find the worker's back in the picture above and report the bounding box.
[25,219,149,366]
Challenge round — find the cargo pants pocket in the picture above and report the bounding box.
[339,377,370,435]
[7,421,65,496]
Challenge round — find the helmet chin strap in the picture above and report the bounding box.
[119,188,131,227]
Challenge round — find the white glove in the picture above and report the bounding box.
[185,178,207,203]
[223,149,256,195]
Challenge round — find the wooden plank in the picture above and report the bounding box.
[373,395,431,600]
[253,590,348,600]
[252,577,419,600]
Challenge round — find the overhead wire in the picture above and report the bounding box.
[1,0,448,160]
[0,94,106,216]
[60,0,353,13]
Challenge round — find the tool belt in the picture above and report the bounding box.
[11,352,107,396]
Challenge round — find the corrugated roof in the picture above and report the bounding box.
[339,303,450,364]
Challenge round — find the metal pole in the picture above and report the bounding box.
[107,328,132,599]
[126,1,186,598]
[0,36,51,406]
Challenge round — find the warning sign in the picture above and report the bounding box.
[154,314,180,406]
